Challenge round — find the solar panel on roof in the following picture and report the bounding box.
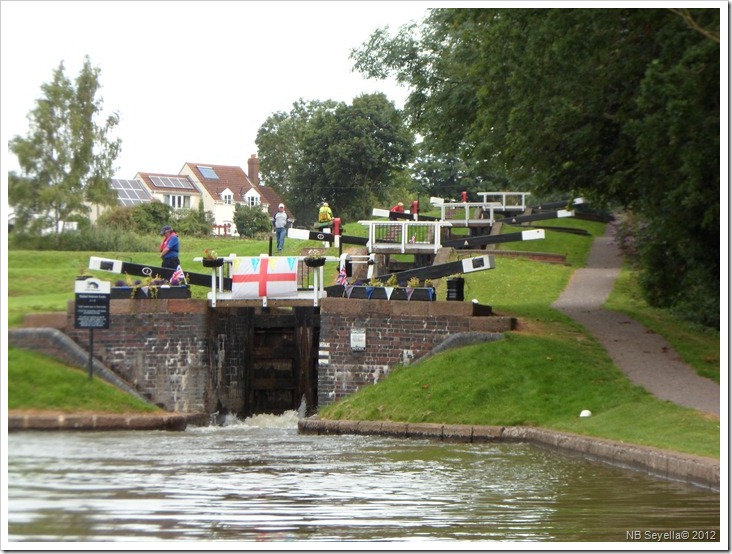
[111,179,152,207]
[149,175,195,189]
[197,166,219,180]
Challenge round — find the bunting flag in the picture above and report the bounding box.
[231,256,298,299]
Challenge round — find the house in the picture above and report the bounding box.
[178,155,287,236]
[104,154,287,236]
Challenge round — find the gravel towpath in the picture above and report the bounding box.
[552,221,720,416]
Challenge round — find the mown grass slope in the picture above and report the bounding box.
[7,216,720,457]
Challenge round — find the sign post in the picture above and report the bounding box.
[74,278,111,380]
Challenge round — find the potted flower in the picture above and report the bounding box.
[111,273,191,299]
[303,249,326,267]
[202,248,224,268]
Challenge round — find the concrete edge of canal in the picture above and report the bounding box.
[7,412,719,492]
[297,417,720,492]
[7,411,208,433]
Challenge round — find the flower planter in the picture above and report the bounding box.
[304,257,326,268]
[326,285,436,301]
[111,285,191,300]
[202,258,225,268]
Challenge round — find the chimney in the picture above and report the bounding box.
[248,154,260,186]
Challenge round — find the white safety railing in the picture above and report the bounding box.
[476,191,531,211]
[437,202,498,225]
[359,220,450,254]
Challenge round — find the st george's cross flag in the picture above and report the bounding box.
[231,256,298,299]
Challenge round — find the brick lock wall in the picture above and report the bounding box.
[64,299,212,414]
[55,297,511,416]
[317,298,512,408]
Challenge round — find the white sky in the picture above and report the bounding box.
[1,0,438,180]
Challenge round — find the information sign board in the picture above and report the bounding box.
[74,278,111,330]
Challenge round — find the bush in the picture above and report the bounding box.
[9,227,155,252]
[172,205,215,237]
[234,205,272,238]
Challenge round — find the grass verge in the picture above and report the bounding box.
[319,333,720,458]
[7,218,720,459]
[8,347,160,414]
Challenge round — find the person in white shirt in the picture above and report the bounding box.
[273,203,290,252]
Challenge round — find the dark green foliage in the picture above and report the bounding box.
[8,226,155,252]
[96,202,171,235]
[234,204,272,238]
[96,202,213,238]
[173,204,215,237]
[352,7,720,328]
[257,94,415,223]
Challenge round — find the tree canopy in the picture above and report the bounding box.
[9,56,122,235]
[256,94,414,224]
[351,8,720,327]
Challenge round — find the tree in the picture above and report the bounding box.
[9,56,122,236]
[352,8,720,327]
[257,94,414,224]
[233,204,271,238]
[256,99,340,221]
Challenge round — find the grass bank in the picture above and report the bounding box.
[319,332,719,458]
[318,217,720,458]
[6,217,720,458]
[8,348,160,414]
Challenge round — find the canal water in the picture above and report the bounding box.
[6,412,720,545]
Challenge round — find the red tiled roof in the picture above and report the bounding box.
[185,163,254,202]
[184,162,287,217]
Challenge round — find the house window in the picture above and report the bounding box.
[222,192,233,205]
[165,194,190,209]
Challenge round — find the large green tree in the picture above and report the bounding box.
[352,8,720,327]
[257,94,414,224]
[9,56,121,235]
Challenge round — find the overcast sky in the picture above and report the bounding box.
[1,0,438,180]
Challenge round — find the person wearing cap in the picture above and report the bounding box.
[273,203,290,252]
[159,225,180,269]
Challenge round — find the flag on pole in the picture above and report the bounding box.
[336,266,348,286]
[171,265,186,285]
[232,256,298,298]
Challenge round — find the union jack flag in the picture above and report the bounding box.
[336,266,348,286]
[171,265,186,285]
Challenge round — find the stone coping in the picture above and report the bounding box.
[8,411,208,432]
[297,418,720,492]
[9,412,718,492]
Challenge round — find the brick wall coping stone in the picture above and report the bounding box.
[298,417,719,492]
[414,332,505,364]
[7,411,208,432]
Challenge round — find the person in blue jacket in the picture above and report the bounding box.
[160,225,180,269]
